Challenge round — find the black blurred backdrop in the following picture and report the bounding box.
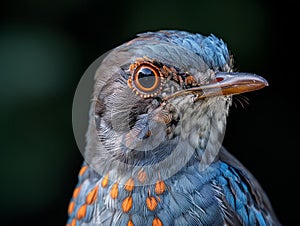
[0,0,298,225]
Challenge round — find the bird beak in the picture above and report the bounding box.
[164,72,268,100]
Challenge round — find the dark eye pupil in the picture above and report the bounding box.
[138,68,156,88]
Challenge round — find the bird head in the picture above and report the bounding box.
[79,30,268,185]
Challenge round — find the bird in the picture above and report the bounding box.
[67,30,280,226]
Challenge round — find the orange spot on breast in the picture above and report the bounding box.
[146,196,158,211]
[137,170,147,183]
[127,219,134,226]
[155,180,166,195]
[122,196,133,213]
[70,219,76,226]
[76,204,87,220]
[86,185,99,204]
[72,186,81,199]
[124,178,135,192]
[152,217,163,226]
[79,165,88,176]
[101,174,109,188]
[110,183,119,199]
[68,201,75,214]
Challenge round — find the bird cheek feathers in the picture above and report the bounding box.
[123,109,172,150]
[152,109,173,125]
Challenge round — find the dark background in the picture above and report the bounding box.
[0,0,298,225]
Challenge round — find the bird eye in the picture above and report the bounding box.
[128,63,162,97]
[134,66,159,91]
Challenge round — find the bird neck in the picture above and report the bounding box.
[174,96,231,169]
[84,97,231,183]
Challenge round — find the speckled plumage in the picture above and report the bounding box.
[67,30,280,226]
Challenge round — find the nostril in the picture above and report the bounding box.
[216,77,224,82]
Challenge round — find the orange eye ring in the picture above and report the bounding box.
[130,63,162,97]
